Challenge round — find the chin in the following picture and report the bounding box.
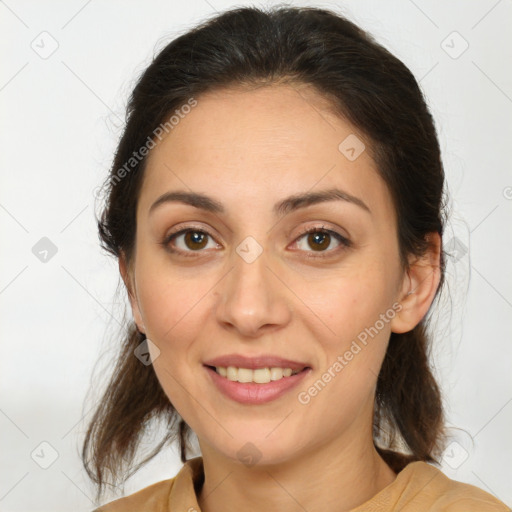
[202,429,307,469]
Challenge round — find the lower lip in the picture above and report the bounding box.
[205,366,311,405]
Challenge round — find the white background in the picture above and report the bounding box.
[1,0,511,510]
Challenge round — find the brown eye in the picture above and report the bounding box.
[306,231,331,251]
[183,230,209,250]
[294,227,351,257]
[163,228,218,255]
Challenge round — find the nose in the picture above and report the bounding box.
[214,247,292,338]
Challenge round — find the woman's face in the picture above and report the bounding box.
[124,83,411,466]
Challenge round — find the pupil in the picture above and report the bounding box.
[186,231,207,250]
[309,232,329,251]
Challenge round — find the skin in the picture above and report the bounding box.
[120,83,441,512]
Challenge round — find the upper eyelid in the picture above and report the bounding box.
[165,223,347,240]
[165,224,219,243]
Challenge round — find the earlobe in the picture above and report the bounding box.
[390,233,442,334]
[118,253,146,335]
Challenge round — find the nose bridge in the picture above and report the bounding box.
[215,236,290,335]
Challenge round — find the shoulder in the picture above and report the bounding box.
[396,461,510,511]
[90,457,204,512]
[92,477,176,512]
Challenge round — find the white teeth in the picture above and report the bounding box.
[214,366,302,383]
[253,368,271,383]
[226,366,238,381]
[270,367,283,381]
[237,368,253,383]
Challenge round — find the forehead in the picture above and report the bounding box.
[139,83,395,224]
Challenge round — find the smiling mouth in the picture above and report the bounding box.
[205,365,310,384]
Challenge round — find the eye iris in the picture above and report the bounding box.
[308,232,330,251]
[185,231,208,250]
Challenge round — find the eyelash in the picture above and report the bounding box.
[160,224,351,259]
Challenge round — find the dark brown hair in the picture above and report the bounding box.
[83,4,447,502]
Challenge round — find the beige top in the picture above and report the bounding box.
[95,456,510,511]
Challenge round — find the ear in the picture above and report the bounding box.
[390,232,442,334]
[119,252,146,334]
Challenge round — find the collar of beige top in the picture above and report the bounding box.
[93,455,509,511]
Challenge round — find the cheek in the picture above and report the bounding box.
[297,262,398,398]
[302,265,396,340]
[295,280,394,431]
[135,251,215,343]
[135,265,211,414]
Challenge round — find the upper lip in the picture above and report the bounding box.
[203,354,311,371]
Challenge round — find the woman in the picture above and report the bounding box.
[83,5,509,511]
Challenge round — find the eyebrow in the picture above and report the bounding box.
[148,188,371,217]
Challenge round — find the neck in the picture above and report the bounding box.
[197,433,396,512]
